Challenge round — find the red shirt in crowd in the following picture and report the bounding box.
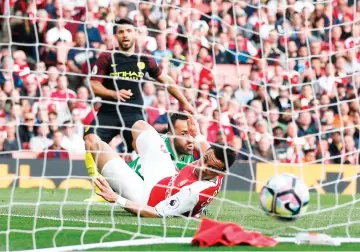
[37,146,69,160]
[51,89,77,102]
[207,122,235,144]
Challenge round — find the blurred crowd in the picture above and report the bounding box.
[0,0,360,165]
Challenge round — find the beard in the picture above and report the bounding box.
[119,38,135,51]
[173,139,193,155]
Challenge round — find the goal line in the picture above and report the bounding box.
[15,236,360,252]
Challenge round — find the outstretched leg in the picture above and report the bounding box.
[85,133,143,203]
[84,133,120,172]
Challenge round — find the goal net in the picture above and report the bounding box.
[1,0,360,250]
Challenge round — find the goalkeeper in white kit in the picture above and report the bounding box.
[85,114,236,217]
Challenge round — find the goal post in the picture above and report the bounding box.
[1,0,360,251]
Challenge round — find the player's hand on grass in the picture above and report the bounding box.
[94,177,118,203]
[113,89,133,102]
[185,111,200,137]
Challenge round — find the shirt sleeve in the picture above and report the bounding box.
[67,49,75,61]
[90,52,110,82]
[154,186,199,217]
[147,57,162,79]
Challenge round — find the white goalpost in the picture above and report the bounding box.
[1,0,360,250]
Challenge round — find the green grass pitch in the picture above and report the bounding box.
[1,189,360,251]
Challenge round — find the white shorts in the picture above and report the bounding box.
[102,127,176,205]
[101,158,143,203]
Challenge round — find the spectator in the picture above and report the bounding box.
[334,102,353,128]
[274,85,291,112]
[47,66,60,90]
[170,43,186,68]
[196,83,215,114]
[67,31,96,75]
[48,111,60,138]
[32,85,60,118]
[344,120,360,148]
[273,126,287,161]
[321,109,336,139]
[73,86,90,120]
[235,77,254,107]
[13,50,30,81]
[230,33,258,64]
[146,89,168,126]
[78,12,102,47]
[45,19,72,44]
[0,56,23,89]
[245,109,258,128]
[51,75,77,122]
[268,106,286,131]
[44,19,72,65]
[29,123,52,151]
[34,62,49,85]
[137,25,157,53]
[297,111,318,137]
[329,131,343,164]
[19,112,36,147]
[38,130,69,159]
[317,138,331,164]
[62,3,80,36]
[2,121,19,153]
[71,108,85,138]
[153,100,179,134]
[318,63,340,95]
[142,82,156,107]
[20,74,40,104]
[61,120,85,154]
[302,144,317,163]
[342,135,358,165]
[253,136,274,161]
[153,34,173,64]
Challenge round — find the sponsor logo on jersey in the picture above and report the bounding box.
[110,71,144,80]
[167,197,180,209]
[137,61,145,70]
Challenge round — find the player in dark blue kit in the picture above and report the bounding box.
[84,18,195,201]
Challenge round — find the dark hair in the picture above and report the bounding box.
[113,18,135,34]
[272,126,283,134]
[210,145,236,171]
[168,113,188,134]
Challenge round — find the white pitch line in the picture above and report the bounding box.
[0,213,198,230]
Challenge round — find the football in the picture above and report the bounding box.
[259,173,310,220]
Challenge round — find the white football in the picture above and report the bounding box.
[259,173,310,220]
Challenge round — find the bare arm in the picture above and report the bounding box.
[91,80,133,102]
[95,178,198,218]
[94,178,159,217]
[155,73,195,114]
[67,60,82,74]
[122,200,159,218]
[186,111,211,154]
[91,80,116,99]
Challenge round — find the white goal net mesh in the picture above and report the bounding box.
[1,0,360,250]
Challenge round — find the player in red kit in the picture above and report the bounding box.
[86,114,236,217]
